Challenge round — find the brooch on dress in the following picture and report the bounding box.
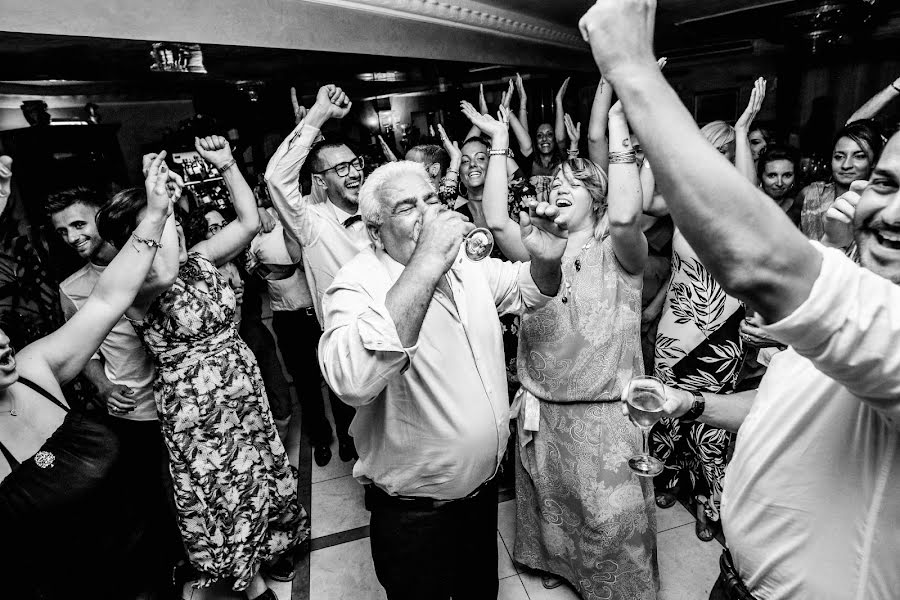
[34,450,55,469]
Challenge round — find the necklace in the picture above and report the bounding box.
[0,387,17,416]
[561,237,595,304]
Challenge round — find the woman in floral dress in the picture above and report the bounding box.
[476,102,658,600]
[98,136,308,598]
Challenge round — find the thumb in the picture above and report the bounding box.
[849,179,868,195]
[519,211,533,237]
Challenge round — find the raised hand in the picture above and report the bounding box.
[144,151,174,218]
[437,124,461,164]
[460,101,509,141]
[822,179,866,248]
[144,155,184,202]
[564,114,581,149]
[736,77,767,131]
[515,73,527,107]
[378,135,398,162]
[291,86,308,125]
[309,84,352,125]
[578,0,658,80]
[194,136,233,171]
[500,79,515,110]
[0,155,12,198]
[478,84,489,115]
[519,199,568,263]
[555,77,571,106]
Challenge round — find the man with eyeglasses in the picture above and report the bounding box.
[265,83,365,464]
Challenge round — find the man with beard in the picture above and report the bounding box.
[265,83,362,463]
[578,1,900,598]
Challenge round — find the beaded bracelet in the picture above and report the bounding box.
[445,168,459,176]
[608,151,637,164]
[132,234,162,249]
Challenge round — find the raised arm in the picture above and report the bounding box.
[579,1,820,324]
[587,78,614,169]
[460,102,530,261]
[846,75,900,124]
[189,136,260,266]
[606,100,648,275]
[734,77,767,185]
[23,156,172,384]
[554,77,570,149]
[436,124,462,205]
[516,74,530,146]
[464,84,489,141]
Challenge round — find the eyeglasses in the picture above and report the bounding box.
[314,156,365,177]
[207,222,226,236]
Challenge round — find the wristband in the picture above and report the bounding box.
[681,391,706,422]
[217,158,237,173]
[488,148,511,157]
[132,234,162,249]
[445,168,459,176]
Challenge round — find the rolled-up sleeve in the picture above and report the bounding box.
[264,120,322,248]
[481,258,559,316]
[318,278,418,407]
[763,242,900,426]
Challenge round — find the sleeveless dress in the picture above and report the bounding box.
[131,252,308,590]
[513,238,659,600]
[650,230,745,523]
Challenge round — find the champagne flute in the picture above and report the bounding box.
[464,227,494,261]
[626,375,666,477]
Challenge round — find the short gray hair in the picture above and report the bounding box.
[358,160,431,230]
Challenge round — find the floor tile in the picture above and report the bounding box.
[311,474,368,539]
[310,538,387,600]
[498,576,530,600]
[656,501,695,533]
[311,441,356,483]
[519,569,582,600]
[498,531,517,579]
[657,522,722,600]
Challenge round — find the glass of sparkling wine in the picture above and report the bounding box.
[464,227,494,261]
[626,375,666,477]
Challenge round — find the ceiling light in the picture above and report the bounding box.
[150,43,207,74]
[356,71,405,82]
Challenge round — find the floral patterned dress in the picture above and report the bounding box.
[132,252,309,590]
[514,238,659,600]
[650,230,745,523]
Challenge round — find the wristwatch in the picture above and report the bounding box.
[681,391,705,422]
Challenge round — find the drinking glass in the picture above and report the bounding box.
[626,375,666,477]
[464,227,494,261]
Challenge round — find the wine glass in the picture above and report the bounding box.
[464,227,494,261]
[626,375,666,477]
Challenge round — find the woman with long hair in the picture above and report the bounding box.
[97,137,308,599]
[475,99,658,599]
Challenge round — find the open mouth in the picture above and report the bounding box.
[467,170,483,180]
[346,180,361,190]
[874,229,900,250]
[555,196,572,208]
[0,348,15,370]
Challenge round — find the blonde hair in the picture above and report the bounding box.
[554,158,610,240]
[700,120,736,151]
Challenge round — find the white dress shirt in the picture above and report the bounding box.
[248,207,313,312]
[264,119,370,326]
[723,243,900,600]
[318,248,556,500]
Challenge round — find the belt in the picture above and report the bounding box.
[717,550,758,600]
[365,478,495,511]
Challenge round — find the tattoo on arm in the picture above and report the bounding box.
[622,138,631,148]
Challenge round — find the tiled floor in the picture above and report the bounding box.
[183,312,724,599]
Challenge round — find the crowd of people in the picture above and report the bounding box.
[1,1,899,599]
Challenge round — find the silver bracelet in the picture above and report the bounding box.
[608,151,637,164]
[217,158,237,173]
[132,234,162,249]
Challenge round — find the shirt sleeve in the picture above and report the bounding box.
[317,275,419,407]
[763,242,900,427]
[480,258,558,317]
[264,120,323,248]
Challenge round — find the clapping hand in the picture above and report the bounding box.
[500,79,515,110]
[823,179,866,248]
[437,124,461,164]
[0,155,12,202]
[519,199,568,263]
[144,151,174,218]
[515,73,527,108]
[555,77,571,107]
[194,136,233,171]
[564,114,581,149]
[478,84,489,115]
[460,101,509,141]
[141,153,183,202]
[736,77,766,131]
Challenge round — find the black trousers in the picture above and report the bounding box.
[366,481,499,600]
[272,308,355,446]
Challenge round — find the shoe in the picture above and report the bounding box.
[695,518,717,542]
[263,553,297,582]
[313,443,332,467]
[338,438,358,462]
[541,574,564,589]
[655,491,677,509]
